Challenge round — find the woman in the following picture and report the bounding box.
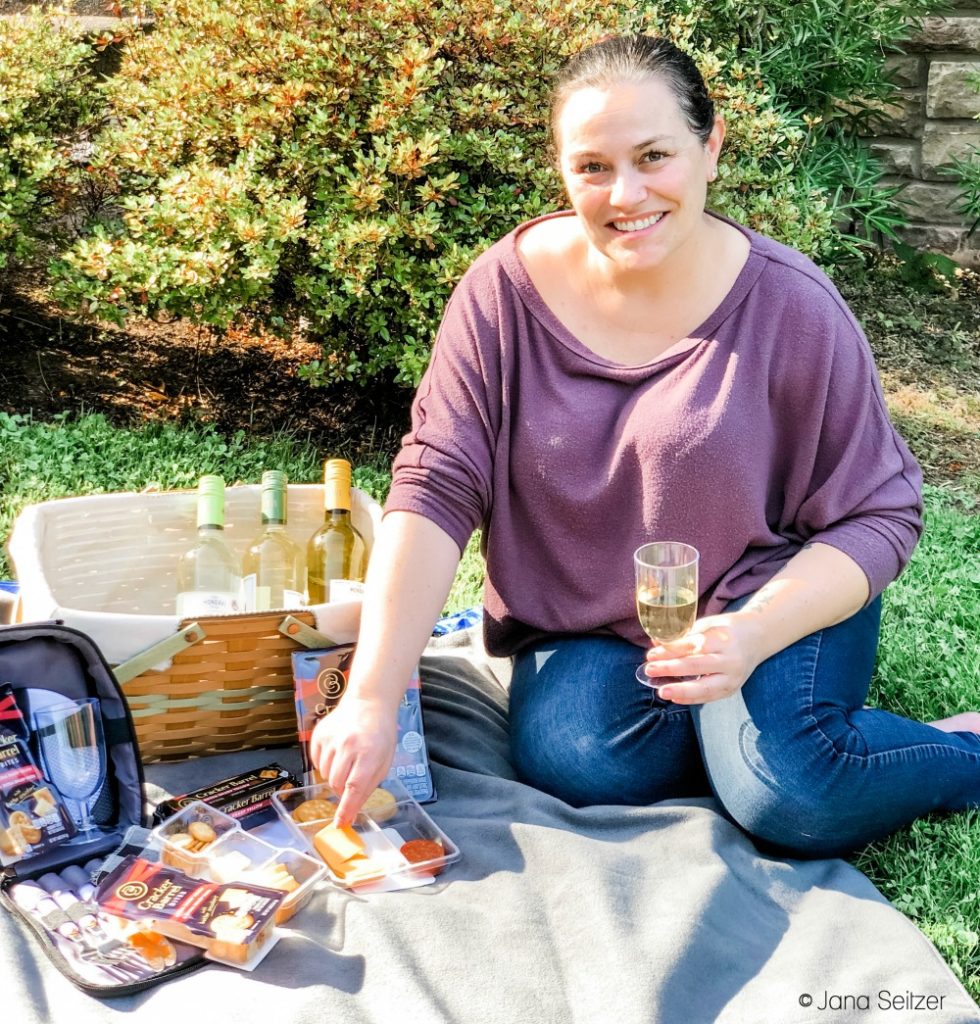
[312,34,980,857]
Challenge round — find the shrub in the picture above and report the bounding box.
[27,0,944,387]
[682,0,943,252]
[0,15,102,272]
[49,0,836,386]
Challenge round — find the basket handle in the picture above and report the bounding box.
[277,615,339,650]
[112,623,207,684]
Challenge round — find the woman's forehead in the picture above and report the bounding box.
[557,78,688,154]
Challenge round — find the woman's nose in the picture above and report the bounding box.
[609,166,646,208]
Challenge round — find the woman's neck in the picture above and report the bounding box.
[582,211,725,307]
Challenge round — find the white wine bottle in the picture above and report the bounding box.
[306,459,367,604]
[176,475,243,617]
[242,470,305,612]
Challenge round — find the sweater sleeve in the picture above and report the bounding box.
[773,286,923,601]
[384,265,502,555]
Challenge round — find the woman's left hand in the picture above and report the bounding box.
[642,612,765,704]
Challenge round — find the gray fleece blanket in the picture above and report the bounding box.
[2,632,978,1024]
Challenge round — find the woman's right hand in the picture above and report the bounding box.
[309,694,399,827]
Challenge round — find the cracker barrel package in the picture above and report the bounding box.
[292,644,436,801]
[94,856,284,968]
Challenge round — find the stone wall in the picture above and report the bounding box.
[869,9,980,267]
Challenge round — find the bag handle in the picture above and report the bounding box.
[112,623,206,684]
[277,615,339,650]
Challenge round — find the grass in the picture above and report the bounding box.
[0,260,978,1003]
[854,485,980,998]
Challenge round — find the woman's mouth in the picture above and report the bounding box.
[609,212,666,234]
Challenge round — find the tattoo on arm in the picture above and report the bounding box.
[744,590,776,613]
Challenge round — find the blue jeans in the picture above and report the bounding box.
[508,597,980,857]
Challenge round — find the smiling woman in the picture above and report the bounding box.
[307,33,980,862]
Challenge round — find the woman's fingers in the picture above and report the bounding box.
[643,651,719,679]
[333,765,384,827]
[657,674,737,704]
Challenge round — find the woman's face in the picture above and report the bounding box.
[555,75,724,275]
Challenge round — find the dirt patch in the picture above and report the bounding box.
[0,271,414,459]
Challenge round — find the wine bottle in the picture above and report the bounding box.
[306,459,367,604]
[175,475,242,617]
[241,470,305,612]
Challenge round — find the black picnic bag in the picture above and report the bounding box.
[0,621,207,997]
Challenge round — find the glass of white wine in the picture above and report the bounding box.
[634,542,699,691]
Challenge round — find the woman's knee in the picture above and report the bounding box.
[696,700,865,856]
[714,770,858,857]
[508,637,708,806]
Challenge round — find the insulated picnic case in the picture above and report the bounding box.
[0,621,208,996]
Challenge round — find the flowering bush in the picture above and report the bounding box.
[0,17,99,270]
[39,0,839,385]
[1,0,934,385]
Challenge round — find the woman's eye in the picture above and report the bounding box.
[579,162,605,174]
[641,150,666,164]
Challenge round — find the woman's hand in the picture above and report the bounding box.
[309,694,399,826]
[642,611,766,705]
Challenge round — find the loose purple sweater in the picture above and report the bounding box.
[386,211,924,657]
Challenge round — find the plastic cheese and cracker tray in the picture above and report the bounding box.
[148,799,326,926]
[272,778,460,892]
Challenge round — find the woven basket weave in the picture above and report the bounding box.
[8,485,381,761]
[120,610,322,762]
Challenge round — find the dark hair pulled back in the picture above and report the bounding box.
[551,35,715,148]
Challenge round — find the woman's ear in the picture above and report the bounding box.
[706,115,726,178]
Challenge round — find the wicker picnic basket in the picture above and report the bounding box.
[7,484,381,761]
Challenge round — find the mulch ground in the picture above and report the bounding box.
[0,271,413,454]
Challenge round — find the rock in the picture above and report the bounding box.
[866,91,927,136]
[908,14,980,51]
[921,121,980,178]
[894,179,969,223]
[885,55,925,89]
[896,223,980,268]
[927,60,980,118]
[869,139,921,177]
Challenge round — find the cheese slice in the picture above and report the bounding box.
[313,823,367,873]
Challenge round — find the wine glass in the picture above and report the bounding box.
[33,698,107,841]
[634,542,700,692]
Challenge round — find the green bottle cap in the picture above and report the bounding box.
[261,470,288,524]
[197,474,225,528]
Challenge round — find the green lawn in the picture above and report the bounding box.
[1,411,978,998]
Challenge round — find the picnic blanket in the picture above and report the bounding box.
[2,629,978,1024]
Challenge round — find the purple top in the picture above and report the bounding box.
[387,211,924,656]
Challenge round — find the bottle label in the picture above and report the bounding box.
[176,591,242,617]
[328,580,365,603]
[241,577,305,612]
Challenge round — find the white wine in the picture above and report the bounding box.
[306,459,368,605]
[636,586,697,643]
[176,475,242,617]
[242,470,305,611]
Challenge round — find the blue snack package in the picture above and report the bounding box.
[291,646,435,803]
